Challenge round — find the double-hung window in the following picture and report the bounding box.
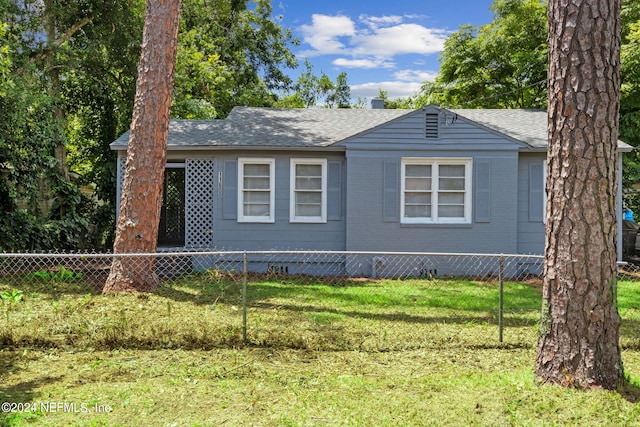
[290,158,327,223]
[401,158,472,224]
[238,158,275,223]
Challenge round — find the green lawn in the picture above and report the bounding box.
[1,274,639,426]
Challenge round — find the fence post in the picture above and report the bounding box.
[498,255,504,343]
[242,251,248,344]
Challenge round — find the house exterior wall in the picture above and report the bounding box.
[337,108,531,277]
[116,150,347,252]
[211,150,346,251]
[344,150,520,253]
[341,107,523,253]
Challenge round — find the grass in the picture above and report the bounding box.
[1,273,640,426]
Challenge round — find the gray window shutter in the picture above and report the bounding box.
[223,160,237,220]
[529,163,544,222]
[327,160,343,221]
[475,160,491,223]
[383,161,399,222]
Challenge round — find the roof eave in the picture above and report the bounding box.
[111,144,346,152]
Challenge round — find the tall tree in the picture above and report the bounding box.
[292,58,320,108]
[415,0,548,109]
[536,0,623,389]
[104,0,181,292]
[334,72,351,109]
[1,0,143,251]
[173,0,297,118]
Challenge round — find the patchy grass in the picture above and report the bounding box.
[0,274,639,426]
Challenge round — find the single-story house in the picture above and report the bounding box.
[110,103,632,276]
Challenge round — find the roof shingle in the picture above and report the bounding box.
[110,106,632,151]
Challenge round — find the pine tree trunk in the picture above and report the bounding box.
[104,0,181,293]
[536,0,623,389]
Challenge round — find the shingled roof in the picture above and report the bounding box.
[110,107,410,149]
[452,108,549,149]
[110,106,632,151]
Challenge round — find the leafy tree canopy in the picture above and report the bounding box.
[415,0,548,109]
[174,0,299,118]
[0,0,301,251]
[275,59,354,108]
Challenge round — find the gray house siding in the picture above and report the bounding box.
[343,150,520,277]
[336,108,532,277]
[344,151,519,253]
[517,153,546,255]
[117,150,347,252]
[342,108,526,150]
[212,151,346,251]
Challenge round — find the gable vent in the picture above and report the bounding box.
[425,112,439,139]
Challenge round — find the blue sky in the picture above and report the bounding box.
[274,1,497,102]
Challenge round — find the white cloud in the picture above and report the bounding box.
[393,69,438,82]
[351,24,447,57]
[297,14,448,60]
[359,14,404,30]
[333,57,395,69]
[294,13,448,103]
[299,14,356,55]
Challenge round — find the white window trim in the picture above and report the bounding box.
[400,158,472,224]
[238,158,275,223]
[290,158,327,223]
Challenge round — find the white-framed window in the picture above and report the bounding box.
[238,158,275,223]
[401,158,472,224]
[290,158,327,223]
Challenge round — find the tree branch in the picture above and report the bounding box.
[54,16,94,49]
[15,16,94,75]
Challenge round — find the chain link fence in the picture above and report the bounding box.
[0,251,542,289]
[2,250,640,291]
[2,250,639,346]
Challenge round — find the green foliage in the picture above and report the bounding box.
[272,92,306,108]
[0,208,99,252]
[0,22,12,96]
[174,0,298,118]
[1,0,303,251]
[327,72,351,108]
[28,266,83,282]
[0,0,142,251]
[0,289,23,303]
[281,59,353,108]
[414,0,548,109]
[292,59,320,107]
[377,90,415,109]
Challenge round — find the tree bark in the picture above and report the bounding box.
[536,0,623,389]
[104,0,181,292]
